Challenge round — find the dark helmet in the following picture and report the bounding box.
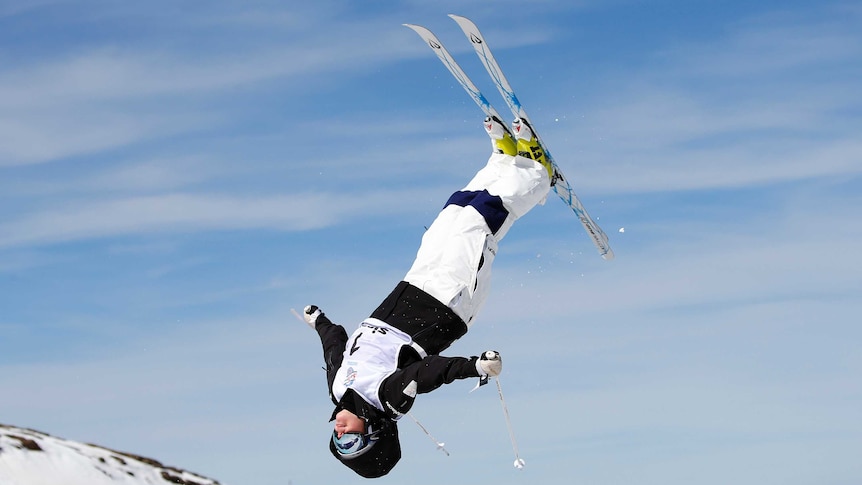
[329,420,400,478]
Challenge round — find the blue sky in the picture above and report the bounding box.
[1,0,860,484]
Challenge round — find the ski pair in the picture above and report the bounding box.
[405,15,614,261]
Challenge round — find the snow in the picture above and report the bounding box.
[0,424,222,485]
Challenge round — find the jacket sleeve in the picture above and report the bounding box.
[313,312,347,400]
[380,355,480,413]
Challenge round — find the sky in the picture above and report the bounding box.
[1,0,860,484]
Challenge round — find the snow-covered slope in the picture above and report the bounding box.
[0,424,222,485]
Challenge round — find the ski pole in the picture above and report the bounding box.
[495,377,525,469]
[407,412,449,456]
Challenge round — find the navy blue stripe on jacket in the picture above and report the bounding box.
[444,190,508,235]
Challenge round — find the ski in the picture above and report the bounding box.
[405,18,614,260]
[402,24,509,134]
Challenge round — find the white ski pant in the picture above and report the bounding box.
[404,152,551,326]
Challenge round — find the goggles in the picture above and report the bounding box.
[331,427,380,459]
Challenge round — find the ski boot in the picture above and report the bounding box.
[484,116,517,156]
[512,117,554,181]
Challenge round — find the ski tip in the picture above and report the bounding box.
[403,23,435,41]
[448,13,477,29]
[601,248,615,261]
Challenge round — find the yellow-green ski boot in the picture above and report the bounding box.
[512,117,554,180]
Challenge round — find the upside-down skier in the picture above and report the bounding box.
[300,116,554,478]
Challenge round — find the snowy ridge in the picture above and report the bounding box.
[0,424,222,485]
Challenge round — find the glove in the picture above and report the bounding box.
[475,350,502,377]
[303,305,322,328]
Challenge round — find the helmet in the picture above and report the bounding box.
[329,421,401,478]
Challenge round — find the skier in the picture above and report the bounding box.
[301,116,554,478]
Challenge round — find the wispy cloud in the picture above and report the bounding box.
[0,186,449,249]
[0,2,562,167]
[543,5,862,194]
